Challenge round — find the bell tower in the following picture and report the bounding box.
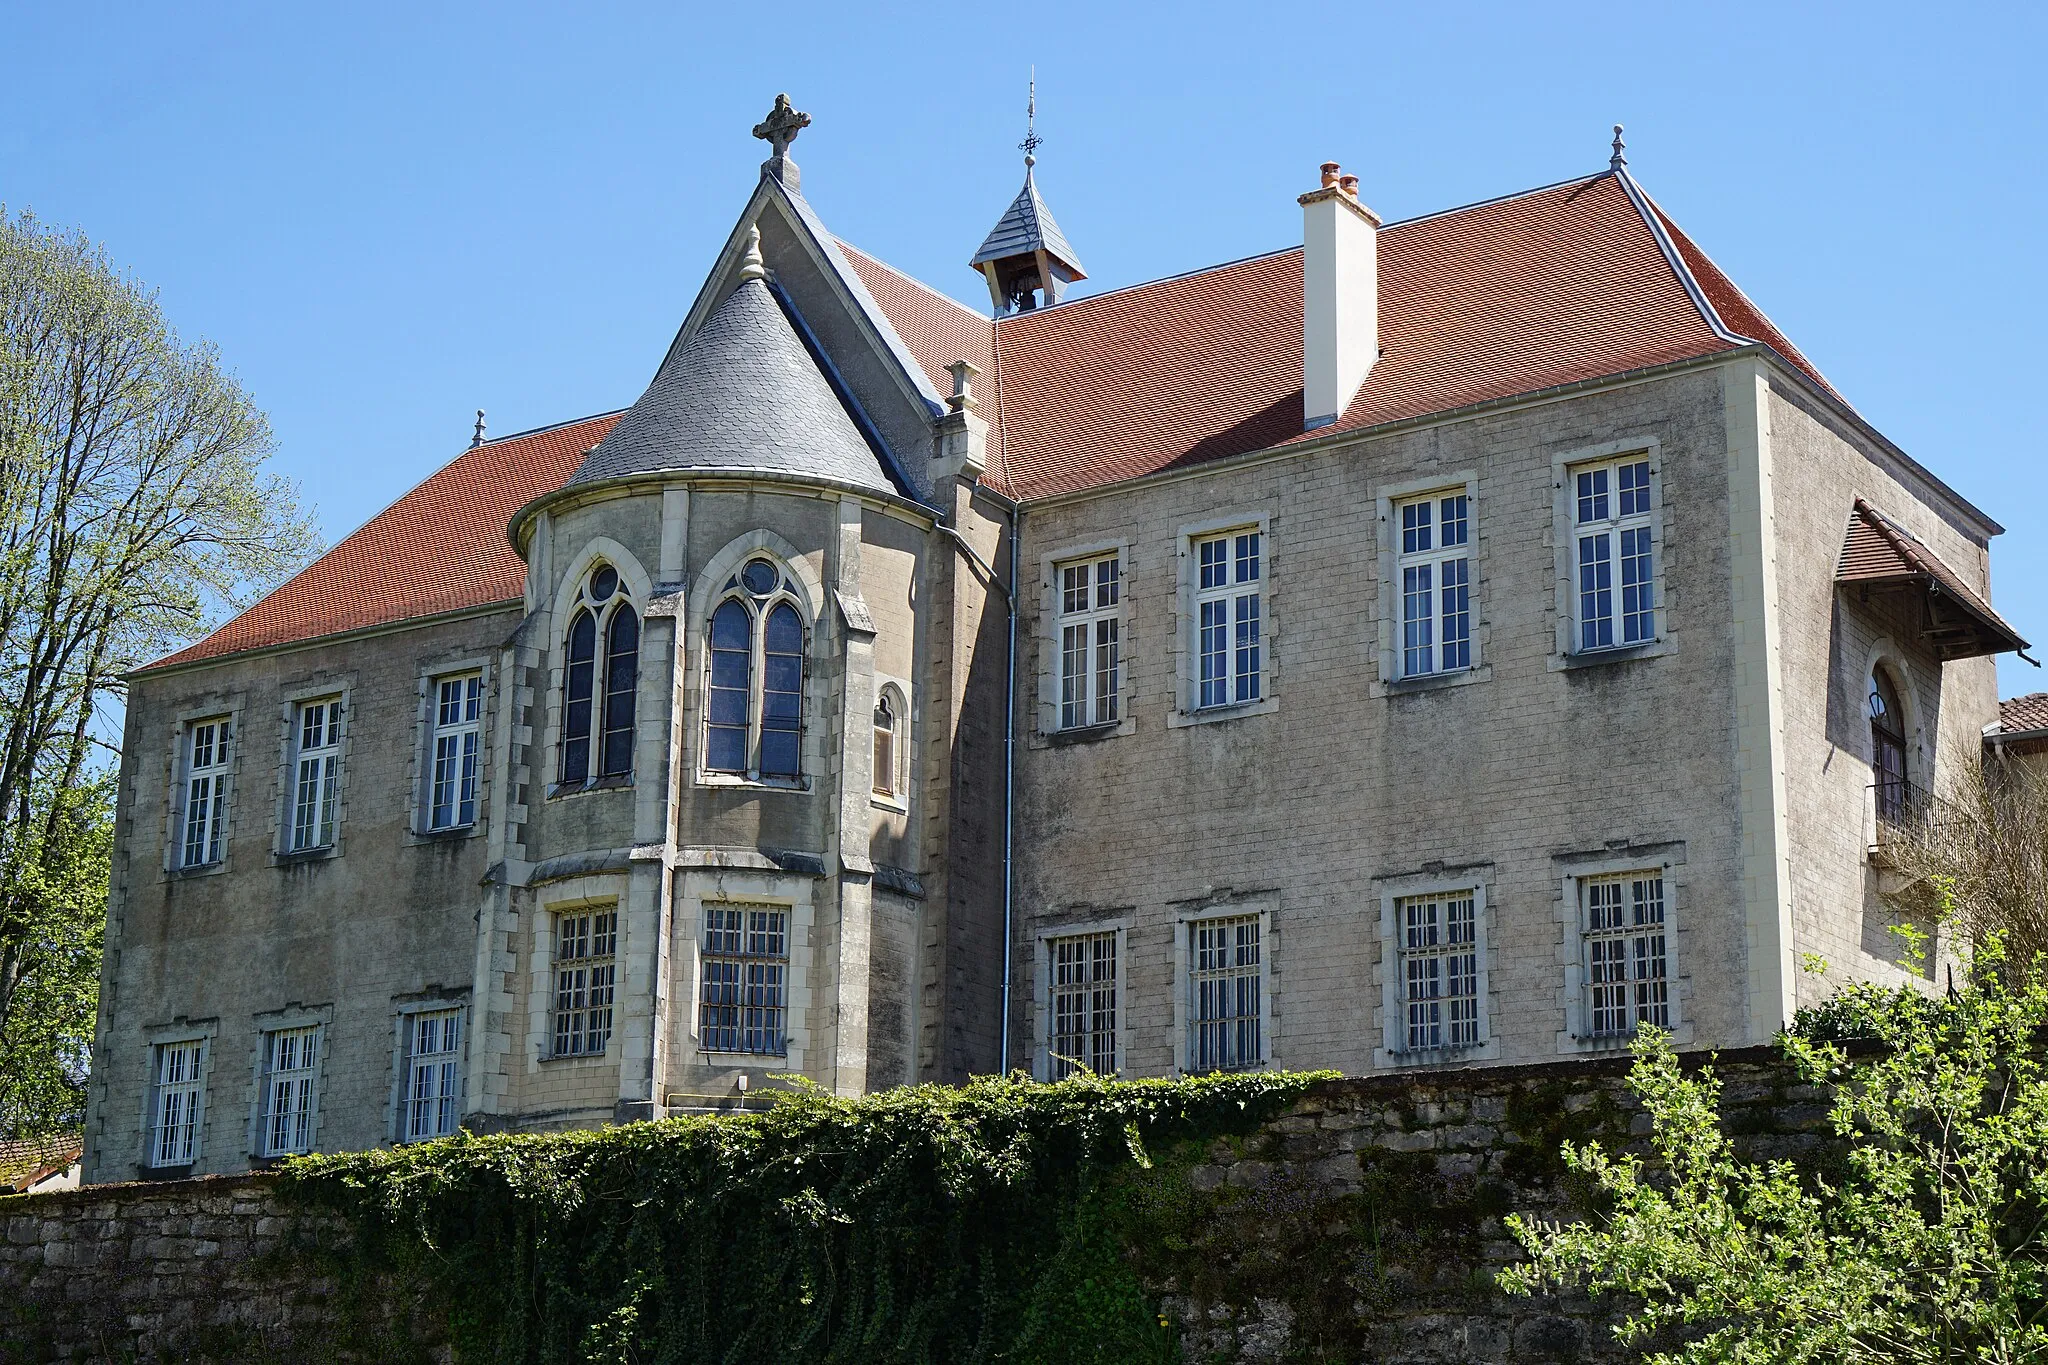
[970,78,1087,314]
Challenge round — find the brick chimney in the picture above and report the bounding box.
[1299,162,1381,430]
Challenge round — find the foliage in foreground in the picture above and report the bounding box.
[284,1069,1332,1365]
[1502,936,2048,1363]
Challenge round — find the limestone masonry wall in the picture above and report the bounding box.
[3,1047,1830,1364]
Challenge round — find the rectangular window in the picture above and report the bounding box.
[289,698,343,851]
[699,905,790,1055]
[428,674,484,831]
[1188,914,1262,1071]
[1195,530,1262,709]
[1394,493,1472,677]
[552,909,617,1057]
[1397,891,1480,1051]
[181,718,230,867]
[404,1009,464,1141]
[1574,456,1656,651]
[149,1040,204,1167]
[1048,931,1118,1078]
[1056,555,1121,730]
[1584,872,1670,1037]
[260,1026,319,1157]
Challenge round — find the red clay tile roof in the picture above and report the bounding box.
[2000,693,2048,734]
[1837,498,2026,658]
[144,413,620,671]
[0,1133,81,1192]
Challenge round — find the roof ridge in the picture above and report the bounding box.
[994,245,1302,322]
[1609,169,1751,348]
[476,408,627,447]
[1376,170,1608,230]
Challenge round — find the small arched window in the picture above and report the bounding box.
[559,563,639,785]
[872,692,899,799]
[1870,668,1908,822]
[705,557,807,781]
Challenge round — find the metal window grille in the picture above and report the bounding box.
[552,910,617,1056]
[1584,873,1669,1037]
[699,906,789,1055]
[290,699,342,851]
[150,1040,204,1167]
[429,675,483,830]
[1056,555,1121,729]
[404,1009,463,1141]
[1048,931,1118,1078]
[1398,892,1480,1050]
[1395,493,1473,677]
[181,718,230,867]
[1195,531,1261,708]
[1575,458,1656,651]
[1189,915,1262,1071]
[261,1026,319,1157]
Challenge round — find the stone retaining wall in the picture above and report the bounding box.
[3,1046,1830,1363]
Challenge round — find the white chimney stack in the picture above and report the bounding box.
[1299,161,1381,430]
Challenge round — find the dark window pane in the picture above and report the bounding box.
[766,603,803,654]
[711,601,750,649]
[741,559,778,595]
[561,609,596,783]
[600,609,639,777]
[589,565,618,601]
[760,730,800,777]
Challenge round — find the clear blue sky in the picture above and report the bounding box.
[6,1,2043,694]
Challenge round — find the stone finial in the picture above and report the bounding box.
[946,359,982,413]
[1320,161,1341,189]
[1610,124,1627,170]
[752,94,811,158]
[472,409,486,447]
[736,225,768,284]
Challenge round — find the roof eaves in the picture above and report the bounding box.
[131,599,524,681]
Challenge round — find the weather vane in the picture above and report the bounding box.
[1020,69,1041,168]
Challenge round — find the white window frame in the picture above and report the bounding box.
[1558,852,1686,1049]
[257,1024,322,1158]
[287,696,344,852]
[426,672,484,831]
[179,716,232,868]
[1171,514,1276,726]
[145,1037,208,1169]
[1054,552,1122,730]
[697,902,792,1057]
[400,1006,465,1142]
[1042,926,1123,1079]
[1553,443,1665,659]
[1375,876,1496,1066]
[550,906,618,1058]
[1174,906,1273,1073]
[1391,489,1475,679]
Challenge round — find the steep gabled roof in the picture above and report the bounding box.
[970,168,1086,278]
[1837,497,2026,659]
[144,412,619,672]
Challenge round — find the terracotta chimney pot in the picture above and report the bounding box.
[1320,161,1341,189]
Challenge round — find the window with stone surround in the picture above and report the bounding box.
[1194,530,1263,709]
[1396,890,1480,1050]
[259,1025,320,1157]
[427,673,483,830]
[1047,930,1118,1078]
[403,1008,463,1141]
[551,909,616,1057]
[1581,871,1669,1037]
[1393,491,1473,678]
[179,717,231,868]
[1055,553,1121,729]
[288,698,343,852]
[698,904,789,1056]
[1187,914,1263,1071]
[148,1039,205,1167]
[705,556,807,783]
[1571,454,1658,652]
[559,563,639,787]
[872,688,903,801]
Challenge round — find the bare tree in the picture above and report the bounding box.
[1880,754,2048,969]
[0,207,317,1128]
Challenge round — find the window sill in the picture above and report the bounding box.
[1167,696,1278,729]
[272,846,337,866]
[540,1049,611,1064]
[139,1163,193,1181]
[699,1050,792,1062]
[1374,664,1491,698]
[165,860,228,881]
[1044,720,1123,747]
[549,775,634,800]
[697,773,810,793]
[870,793,909,813]
[411,823,480,844]
[1378,1039,1499,1068]
[1552,639,1670,671]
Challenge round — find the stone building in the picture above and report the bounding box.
[83,101,2030,1182]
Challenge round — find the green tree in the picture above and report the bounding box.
[1501,936,2048,1363]
[0,207,317,1136]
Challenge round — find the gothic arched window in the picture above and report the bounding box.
[560,563,639,785]
[705,557,807,781]
[872,690,900,799]
[1870,667,1908,822]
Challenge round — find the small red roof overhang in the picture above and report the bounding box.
[1837,498,2030,661]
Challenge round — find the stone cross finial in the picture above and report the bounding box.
[1610,124,1627,170]
[752,94,811,158]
